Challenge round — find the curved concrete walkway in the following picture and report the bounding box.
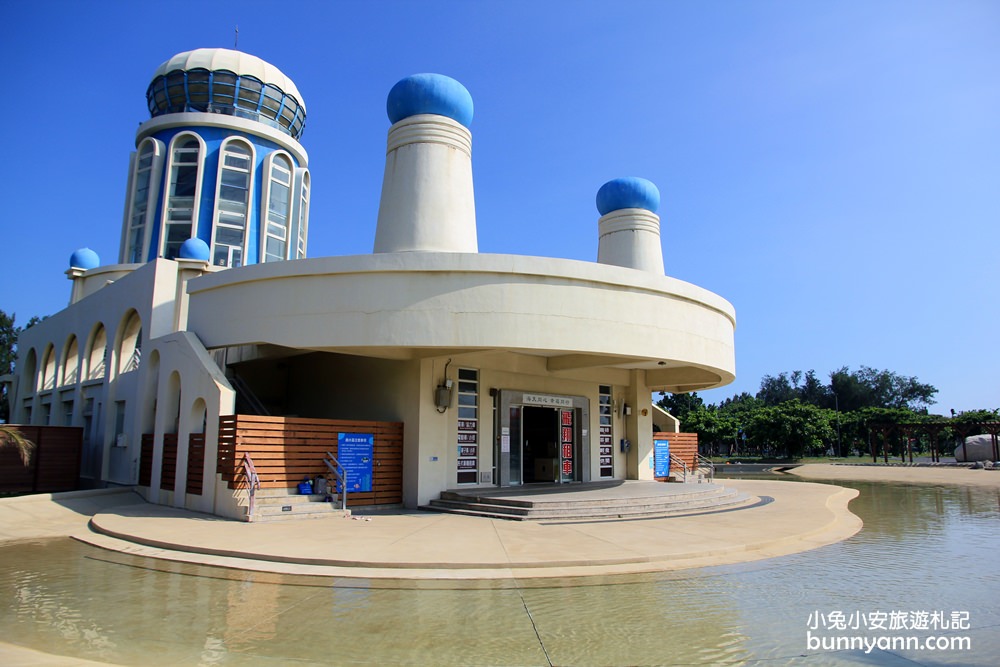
[63,478,861,582]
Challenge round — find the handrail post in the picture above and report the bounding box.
[242,453,261,521]
[325,451,348,513]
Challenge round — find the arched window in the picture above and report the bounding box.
[117,311,143,375]
[293,169,310,259]
[162,134,203,260]
[61,335,80,386]
[21,348,37,396]
[211,139,254,267]
[86,324,107,381]
[40,345,57,391]
[261,152,293,263]
[123,138,163,263]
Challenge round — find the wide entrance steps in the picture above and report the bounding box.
[422,480,755,522]
[248,487,350,522]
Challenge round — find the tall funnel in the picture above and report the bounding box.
[374,74,478,253]
[596,177,664,274]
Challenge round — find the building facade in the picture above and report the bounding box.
[6,49,735,518]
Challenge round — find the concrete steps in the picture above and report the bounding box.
[248,487,350,522]
[423,483,754,521]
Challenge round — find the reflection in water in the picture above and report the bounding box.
[1,481,998,666]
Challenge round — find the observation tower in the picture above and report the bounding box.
[121,48,311,268]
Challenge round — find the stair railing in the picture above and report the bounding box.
[696,454,715,484]
[324,451,348,513]
[668,453,689,482]
[229,373,270,416]
[242,453,261,522]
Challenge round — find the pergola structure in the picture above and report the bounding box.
[868,422,1000,463]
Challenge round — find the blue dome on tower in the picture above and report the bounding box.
[178,238,211,261]
[596,177,660,216]
[386,74,474,128]
[69,247,100,270]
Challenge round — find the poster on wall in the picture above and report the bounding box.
[338,432,374,493]
[654,438,670,478]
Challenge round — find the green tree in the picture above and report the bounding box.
[747,400,835,459]
[655,392,704,425]
[757,373,796,406]
[950,409,999,423]
[829,366,936,412]
[0,310,21,423]
[680,404,739,456]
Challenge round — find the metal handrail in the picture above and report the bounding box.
[242,453,261,521]
[669,453,689,482]
[324,451,348,513]
[696,454,715,483]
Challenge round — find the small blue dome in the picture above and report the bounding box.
[596,177,661,216]
[178,238,211,261]
[69,247,100,270]
[387,73,474,128]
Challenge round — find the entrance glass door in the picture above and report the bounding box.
[497,390,590,487]
[508,406,522,486]
[521,406,560,483]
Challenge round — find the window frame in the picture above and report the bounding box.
[121,138,165,264]
[210,137,256,268]
[292,168,310,259]
[260,151,295,263]
[160,133,206,260]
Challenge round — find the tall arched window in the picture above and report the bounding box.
[40,345,57,391]
[294,169,310,259]
[22,349,37,396]
[61,336,80,386]
[117,311,143,375]
[212,139,254,267]
[123,138,163,263]
[86,324,107,381]
[261,153,293,263]
[162,135,203,260]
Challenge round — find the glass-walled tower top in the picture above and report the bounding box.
[146,48,307,140]
[120,48,311,269]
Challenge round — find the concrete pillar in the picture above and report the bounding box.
[374,74,478,253]
[596,177,664,274]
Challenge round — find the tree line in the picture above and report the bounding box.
[1,310,43,423]
[657,366,998,460]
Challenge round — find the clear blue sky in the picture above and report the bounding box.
[2,1,997,414]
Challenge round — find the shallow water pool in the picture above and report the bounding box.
[2,480,998,665]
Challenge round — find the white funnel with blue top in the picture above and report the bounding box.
[374,73,478,253]
[596,177,664,274]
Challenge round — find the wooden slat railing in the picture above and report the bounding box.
[140,432,205,495]
[217,415,403,507]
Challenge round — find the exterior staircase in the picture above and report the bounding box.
[423,482,755,522]
[247,487,351,522]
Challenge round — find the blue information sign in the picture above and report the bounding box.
[654,438,670,478]
[338,433,374,493]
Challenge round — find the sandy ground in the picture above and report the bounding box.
[789,462,1000,487]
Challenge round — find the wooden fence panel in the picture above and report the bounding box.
[187,433,205,496]
[139,434,153,487]
[0,426,82,494]
[217,415,403,507]
[160,434,178,491]
[653,432,699,481]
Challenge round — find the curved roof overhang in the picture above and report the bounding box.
[186,253,736,393]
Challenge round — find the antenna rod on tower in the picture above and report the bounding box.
[235,25,239,48]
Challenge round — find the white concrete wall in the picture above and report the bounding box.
[185,252,736,394]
